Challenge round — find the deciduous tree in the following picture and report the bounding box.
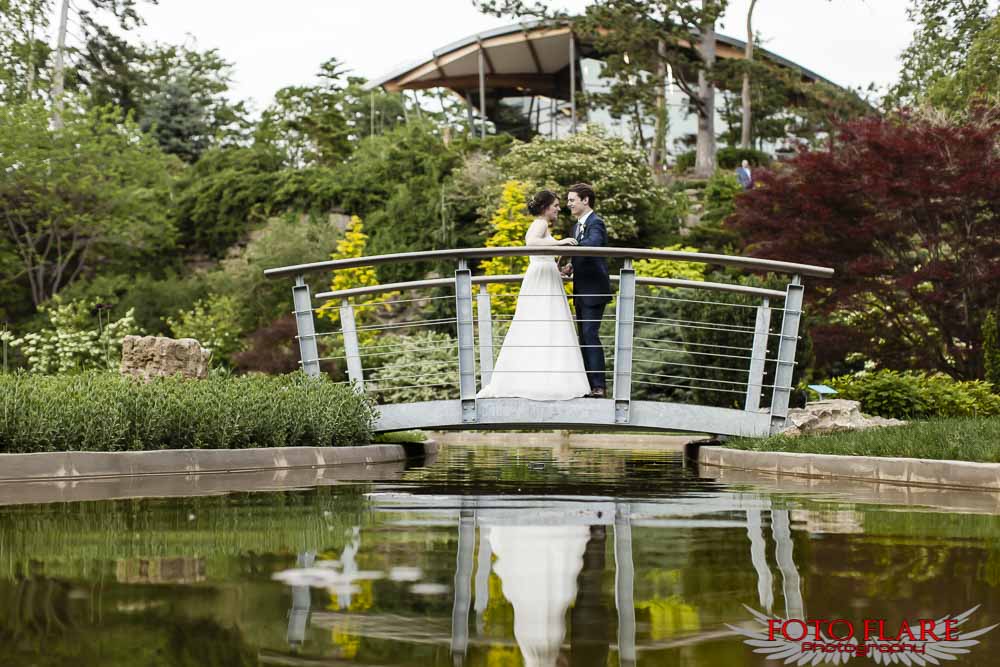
[0,103,176,308]
[727,110,1000,379]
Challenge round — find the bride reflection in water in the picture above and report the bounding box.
[489,524,590,667]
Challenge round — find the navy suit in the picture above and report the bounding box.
[570,211,611,390]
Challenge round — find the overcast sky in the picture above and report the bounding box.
[115,0,915,114]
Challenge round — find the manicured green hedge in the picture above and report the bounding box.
[673,147,772,173]
[0,371,375,453]
[824,369,1000,420]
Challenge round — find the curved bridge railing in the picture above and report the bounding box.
[264,248,833,436]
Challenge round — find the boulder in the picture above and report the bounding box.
[120,335,211,381]
[781,399,905,437]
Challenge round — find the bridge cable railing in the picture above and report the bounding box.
[265,247,830,431]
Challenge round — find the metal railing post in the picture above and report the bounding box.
[476,286,494,388]
[340,299,364,392]
[451,506,475,664]
[613,260,636,424]
[772,509,805,620]
[744,297,771,412]
[456,260,477,423]
[746,508,774,614]
[770,276,804,433]
[286,551,315,648]
[293,275,321,377]
[614,503,636,667]
[474,523,491,634]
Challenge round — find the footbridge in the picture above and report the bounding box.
[264,247,833,436]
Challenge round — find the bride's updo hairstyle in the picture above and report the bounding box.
[527,190,558,216]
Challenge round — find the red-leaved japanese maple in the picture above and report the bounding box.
[727,109,1000,379]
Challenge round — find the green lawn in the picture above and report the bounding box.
[373,430,428,444]
[726,416,1000,463]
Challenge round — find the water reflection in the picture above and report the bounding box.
[0,444,999,666]
[491,525,588,666]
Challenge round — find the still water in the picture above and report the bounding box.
[1,443,999,666]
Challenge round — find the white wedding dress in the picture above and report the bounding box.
[489,524,590,667]
[477,225,590,400]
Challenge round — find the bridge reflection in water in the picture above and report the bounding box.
[265,247,833,437]
[276,492,806,667]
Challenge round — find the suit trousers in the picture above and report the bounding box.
[574,298,607,389]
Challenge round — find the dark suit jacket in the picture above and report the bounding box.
[570,211,611,306]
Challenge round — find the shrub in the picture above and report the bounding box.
[207,211,344,332]
[683,171,746,253]
[171,145,283,257]
[673,150,696,174]
[715,147,772,170]
[232,315,301,375]
[315,215,401,343]
[57,272,209,337]
[984,311,1000,393]
[633,244,705,281]
[826,369,1000,419]
[498,125,668,242]
[0,371,375,453]
[631,272,799,408]
[365,331,458,403]
[166,294,244,365]
[8,297,141,374]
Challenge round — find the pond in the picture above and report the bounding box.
[1,442,999,666]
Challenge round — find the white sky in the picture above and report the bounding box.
[93,0,915,113]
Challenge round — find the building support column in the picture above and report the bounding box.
[478,48,487,138]
[569,33,577,134]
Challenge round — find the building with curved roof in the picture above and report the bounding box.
[367,20,841,155]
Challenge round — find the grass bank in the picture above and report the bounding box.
[726,416,1000,463]
[0,371,375,453]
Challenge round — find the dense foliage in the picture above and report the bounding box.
[498,127,671,242]
[728,110,1000,379]
[825,370,1000,420]
[985,311,1000,393]
[2,0,999,448]
[0,103,176,312]
[0,371,375,453]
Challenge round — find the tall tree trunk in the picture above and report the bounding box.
[652,38,668,175]
[51,0,69,129]
[694,0,717,178]
[25,3,37,98]
[741,0,758,149]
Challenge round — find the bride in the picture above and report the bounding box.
[477,190,591,400]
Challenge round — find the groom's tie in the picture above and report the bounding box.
[576,221,585,241]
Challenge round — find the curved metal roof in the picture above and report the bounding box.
[366,19,840,94]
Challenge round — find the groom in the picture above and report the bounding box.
[562,183,610,398]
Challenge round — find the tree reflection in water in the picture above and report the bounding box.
[1,445,999,666]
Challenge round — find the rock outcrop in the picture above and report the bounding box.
[120,335,210,381]
[782,399,905,437]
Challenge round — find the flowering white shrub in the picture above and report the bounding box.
[8,297,141,373]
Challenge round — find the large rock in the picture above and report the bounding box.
[782,399,905,437]
[120,335,211,381]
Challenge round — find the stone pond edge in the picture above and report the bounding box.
[688,444,1000,491]
[0,441,439,482]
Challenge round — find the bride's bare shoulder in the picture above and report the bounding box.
[524,218,549,243]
